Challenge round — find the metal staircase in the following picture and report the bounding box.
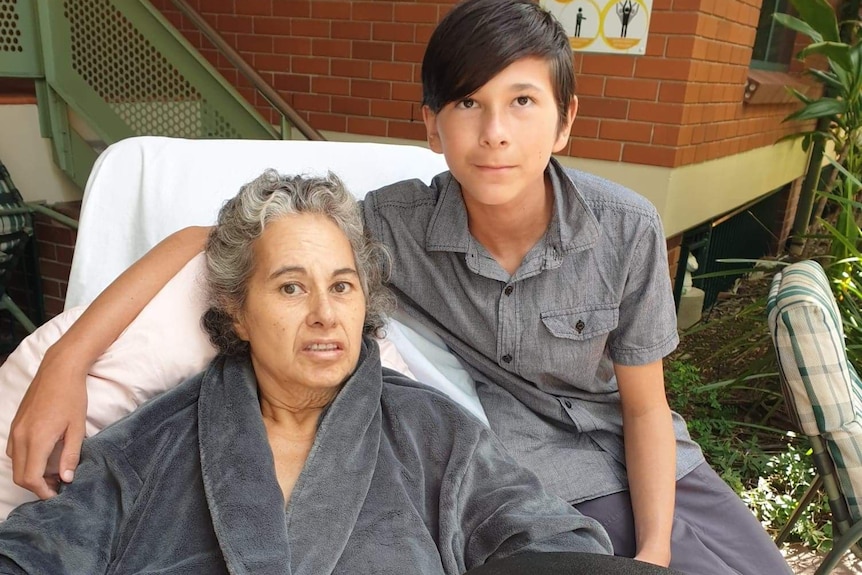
[0,0,321,189]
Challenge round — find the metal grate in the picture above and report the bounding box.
[0,1,23,53]
[63,0,241,138]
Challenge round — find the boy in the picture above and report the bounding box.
[8,1,790,573]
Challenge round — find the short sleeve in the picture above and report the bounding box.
[0,441,138,574]
[608,214,679,365]
[448,428,612,572]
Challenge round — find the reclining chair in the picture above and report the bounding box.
[767,259,862,574]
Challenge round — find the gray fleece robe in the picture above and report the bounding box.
[0,338,610,574]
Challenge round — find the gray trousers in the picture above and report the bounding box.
[575,462,792,575]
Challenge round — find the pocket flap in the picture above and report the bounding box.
[541,306,619,340]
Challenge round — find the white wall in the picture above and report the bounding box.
[0,104,82,204]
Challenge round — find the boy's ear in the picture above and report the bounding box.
[422,105,443,154]
[553,96,579,153]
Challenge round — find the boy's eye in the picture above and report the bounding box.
[457,98,475,109]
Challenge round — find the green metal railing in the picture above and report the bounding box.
[0,0,321,189]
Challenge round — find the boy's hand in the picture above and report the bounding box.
[6,350,88,499]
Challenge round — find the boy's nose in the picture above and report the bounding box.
[479,110,509,148]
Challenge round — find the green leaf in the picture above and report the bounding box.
[800,42,854,71]
[774,13,823,43]
[788,0,841,43]
[785,97,847,121]
[807,68,844,91]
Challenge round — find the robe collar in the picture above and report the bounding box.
[198,337,383,574]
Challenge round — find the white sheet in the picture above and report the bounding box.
[67,136,488,424]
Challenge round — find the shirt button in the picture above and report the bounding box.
[504,285,513,296]
[502,354,512,364]
[564,400,573,409]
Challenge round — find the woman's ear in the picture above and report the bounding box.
[422,105,443,154]
[231,309,249,342]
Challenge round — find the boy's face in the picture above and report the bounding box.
[422,57,576,210]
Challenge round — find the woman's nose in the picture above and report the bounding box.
[307,292,337,327]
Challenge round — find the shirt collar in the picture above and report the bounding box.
[425,157,600,257]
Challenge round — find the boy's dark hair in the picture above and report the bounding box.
[421,0,575,128]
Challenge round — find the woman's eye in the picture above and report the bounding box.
[333,281,352,294]
[281,283,301,295]
[515,96,531,106]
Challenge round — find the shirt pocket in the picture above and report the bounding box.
[540,305,619,341]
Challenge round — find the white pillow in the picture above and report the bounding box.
[0,253,414,520]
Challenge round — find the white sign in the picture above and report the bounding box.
[541,0,652,55]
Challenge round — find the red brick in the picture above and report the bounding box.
[371,62,413,81]
[577,96,629,119]
[273,37,310,56]
[665,37,696,59]
[44,297,64,318]
[575,76,605,96]
[628,101,685,123]
[388,120,426,141]
[394,3,437,23]
[353,79,391,99]
[373,23,415,42]
[309,113,347,132]
[311,1,351,20]
[254,53,291,72]
[291,19,330,38]
[392,82,422,102]
[236,33,273,53]
[39,260,71,282]
[37,242,56,261]
[604,78,658,101]
[580,54,635,77]
[312,76,350,95]
[274,74,310,93]
[273,1,309,17]
[312,38,350,58]
[634,57,691,80]
[658,82,692,103]
[570,117,600,138]
[569,138,622,162]
[599,120,653,143]
[348,116,388,137]
[217,15,254,33]
[291,56,329,75]
[622,144,678,167]
[332,58,370,78]
[652,125,682,146]
[353,2,394,22]
[394,43,426,63]
[332,96,370,116]
[292,92,330,113]
[236,0,271,16]
[371,99,416,120]
[331,21,372,40]
[650,12,700,34]
[352,41,393,61]
[415,24,436,44]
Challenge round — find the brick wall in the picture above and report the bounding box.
[152,0,808,168]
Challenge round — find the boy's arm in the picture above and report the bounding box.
[615,359,676,567]
[5,226,211,499]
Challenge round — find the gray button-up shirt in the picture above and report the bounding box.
[362,158,704,504]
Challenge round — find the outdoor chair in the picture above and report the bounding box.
[767,259,862,574]
[0,160,40,335]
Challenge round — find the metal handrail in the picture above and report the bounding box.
[168,0,325,142]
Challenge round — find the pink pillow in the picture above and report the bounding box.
[0,254,413,520]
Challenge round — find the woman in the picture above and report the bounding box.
[0,172,610,574]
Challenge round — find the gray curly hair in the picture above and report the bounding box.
[202,170,393,356]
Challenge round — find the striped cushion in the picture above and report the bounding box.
[767,260,862,522]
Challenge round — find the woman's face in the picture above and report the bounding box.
[233,213,367,396]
